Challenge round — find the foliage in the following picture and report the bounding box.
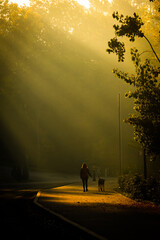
[107,8,160,157]
[107,11,145,61]
[118,174,160,203]
[113,48,160,155]
[107,37,125,62]
[1,0,127,175]
[139,0,160,49]
[107,11,160,63]
[112,12,144,41]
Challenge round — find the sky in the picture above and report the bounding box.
[74,0,90,9]
[9,0,113,8]
[9,0,91,8]
[9,0,30,6]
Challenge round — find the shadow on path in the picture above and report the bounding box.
[37,180,160,240]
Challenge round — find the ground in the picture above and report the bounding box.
[37,178,160,240]
[0,174,160,240]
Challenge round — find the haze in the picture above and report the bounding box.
[0,0,146,177]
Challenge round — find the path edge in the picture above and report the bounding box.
[34,191,108,240]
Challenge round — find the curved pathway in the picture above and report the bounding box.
[36,179,160,240]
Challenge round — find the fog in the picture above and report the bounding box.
[0,0,146,179]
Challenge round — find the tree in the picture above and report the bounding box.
[107,11,160,62]
[1,0,122,175]
[106,10,160,177]
[134,0,160,57]
[0,0,45,179]
[113,48,160,155]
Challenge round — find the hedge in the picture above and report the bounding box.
[118,174,160,204]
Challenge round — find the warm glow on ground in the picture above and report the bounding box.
[9,0,30,7]
[39,182,154,208]
[40,185,133,205]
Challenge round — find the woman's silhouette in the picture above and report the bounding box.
[80,163,91,192]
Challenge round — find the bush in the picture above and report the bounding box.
[118,174,160,204]
[145,177,160,203]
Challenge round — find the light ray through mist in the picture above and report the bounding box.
[0,0,141,175]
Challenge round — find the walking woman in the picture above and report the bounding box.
[80,163,91,192]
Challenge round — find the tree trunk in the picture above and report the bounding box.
[144,148,147,179]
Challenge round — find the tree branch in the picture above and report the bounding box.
[144,35,160,63]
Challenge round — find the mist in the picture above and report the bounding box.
[0,0,145,179]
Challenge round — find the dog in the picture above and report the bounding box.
[98,178,105,192]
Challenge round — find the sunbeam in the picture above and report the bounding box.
[1,0,141,177]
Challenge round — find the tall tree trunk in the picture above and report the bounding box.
[144,148,147,179]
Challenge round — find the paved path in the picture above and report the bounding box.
[36,179,160,240]
[0,178,92,240]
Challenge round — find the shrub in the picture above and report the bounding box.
[145,177,160,203]
[118,174,160,203]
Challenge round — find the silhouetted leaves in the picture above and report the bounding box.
[113,48,160,155]
[112,12,144,41]
[107,12,144,62]
[107,37,125,62]
[107,5,160,157]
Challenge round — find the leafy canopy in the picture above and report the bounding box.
[107,11,160,63]
[107,10,160,156]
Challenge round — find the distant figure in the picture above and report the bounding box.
[80,163,91,192]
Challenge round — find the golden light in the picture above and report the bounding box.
[39,184,138,207]
[9,0,30,7]
[74,0,90,9]
[10,0,91,9]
